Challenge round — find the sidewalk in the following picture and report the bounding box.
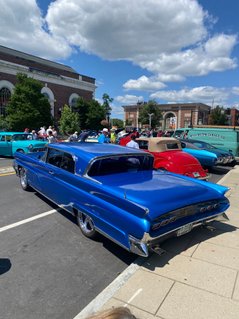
[76,165,239,319]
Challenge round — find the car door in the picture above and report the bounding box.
[37,148,76,205]
[0,134,12,156]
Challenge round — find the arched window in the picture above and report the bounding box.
[71,97,78,109]
[42,92,50,100]
[0,87,11,116]
[69,93,79,111]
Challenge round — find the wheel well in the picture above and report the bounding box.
[16,149,25,153]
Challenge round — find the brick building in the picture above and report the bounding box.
[0,45,96,121]
[123,102,211,130]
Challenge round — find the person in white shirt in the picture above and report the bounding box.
[126,135,139,149]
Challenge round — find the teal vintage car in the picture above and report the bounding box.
[0,132,47,156]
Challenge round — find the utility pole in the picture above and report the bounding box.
[148,113,154,129]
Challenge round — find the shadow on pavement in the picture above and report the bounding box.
[0,258,12,275]
[143,221,238,270]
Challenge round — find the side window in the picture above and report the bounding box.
[138,140,148,150]
[6,135,12,142]
[0,135,6,141]
[60,152,75,173]
[181,142,186,148]
[166,143,179,150]
[46,148,63,168]
[46,149,75,173]
[193,142,203,148]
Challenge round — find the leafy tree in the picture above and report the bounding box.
[111,118,124,128]
[59,105,80,135]
[0,115,10,131]
[6,73,52,131]
[125,119,133,126]
[102,93,113,124]
[208,105,227,125]
[75,97,89,129]
[138,100,162,128]
[85,99,106,130]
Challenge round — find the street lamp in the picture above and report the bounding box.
[148,113,154,129]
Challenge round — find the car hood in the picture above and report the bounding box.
[184,148,217,159]
[94,171,228,219]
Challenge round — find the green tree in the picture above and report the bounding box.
[102,93,113,124]
[138,100,162,128]
[75,97,89,129]
[0,115,10,131]
[6,73,52,131]
[208,105,227,125]
[59,105,80,135]
[85,99,106,130]
[111,118,124,128]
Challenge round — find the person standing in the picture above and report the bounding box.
[98,128,110,143]
[110,129,116,144]
[47,131,57,143]
[126,135,139,149]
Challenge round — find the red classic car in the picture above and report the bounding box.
[135,137,208,180]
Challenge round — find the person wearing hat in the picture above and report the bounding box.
[98,128,110,143]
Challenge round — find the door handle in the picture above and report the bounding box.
[48,170,55,175]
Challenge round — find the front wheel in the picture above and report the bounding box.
[19,168,31,191]
[75,211,97,239]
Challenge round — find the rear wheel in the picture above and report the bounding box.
[75,211,97,239]
[19,168,31,191]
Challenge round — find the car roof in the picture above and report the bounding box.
[137,137,182,152]
[47,142,151,173]
[0,132,28,135]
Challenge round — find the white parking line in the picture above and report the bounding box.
[0,209,57,233]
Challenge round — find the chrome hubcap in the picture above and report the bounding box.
[20,170,27,187]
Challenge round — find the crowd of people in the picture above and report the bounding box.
[24,126,58,143]
[23,125,174,148]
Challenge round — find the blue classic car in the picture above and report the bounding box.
[180,138,236,167]
[0,132,47,156]
[13,142,230,257]
[179,139,219,168]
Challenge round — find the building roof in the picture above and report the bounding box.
[122,102,211,109]
[0,44,77,74]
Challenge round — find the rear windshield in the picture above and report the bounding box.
[88,155,153,176]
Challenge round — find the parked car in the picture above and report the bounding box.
[0,132,47,156]
[180,139,237,167]
[135,137,208,180]
[179,139,234,167]
[179,139,219,168]
[13,142,230,257]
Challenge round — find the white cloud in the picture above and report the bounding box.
[0,0,238,105]
[150,86,229,106]
[115,94,144,105]
[46,0,206,59]
[0,0,71,59]
[44,0,237,79]
[123,76,166,91]
[232,87,239,95]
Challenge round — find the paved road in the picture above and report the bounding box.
[0,171,135,319]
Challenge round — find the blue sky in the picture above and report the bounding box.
[1,0,239,119]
